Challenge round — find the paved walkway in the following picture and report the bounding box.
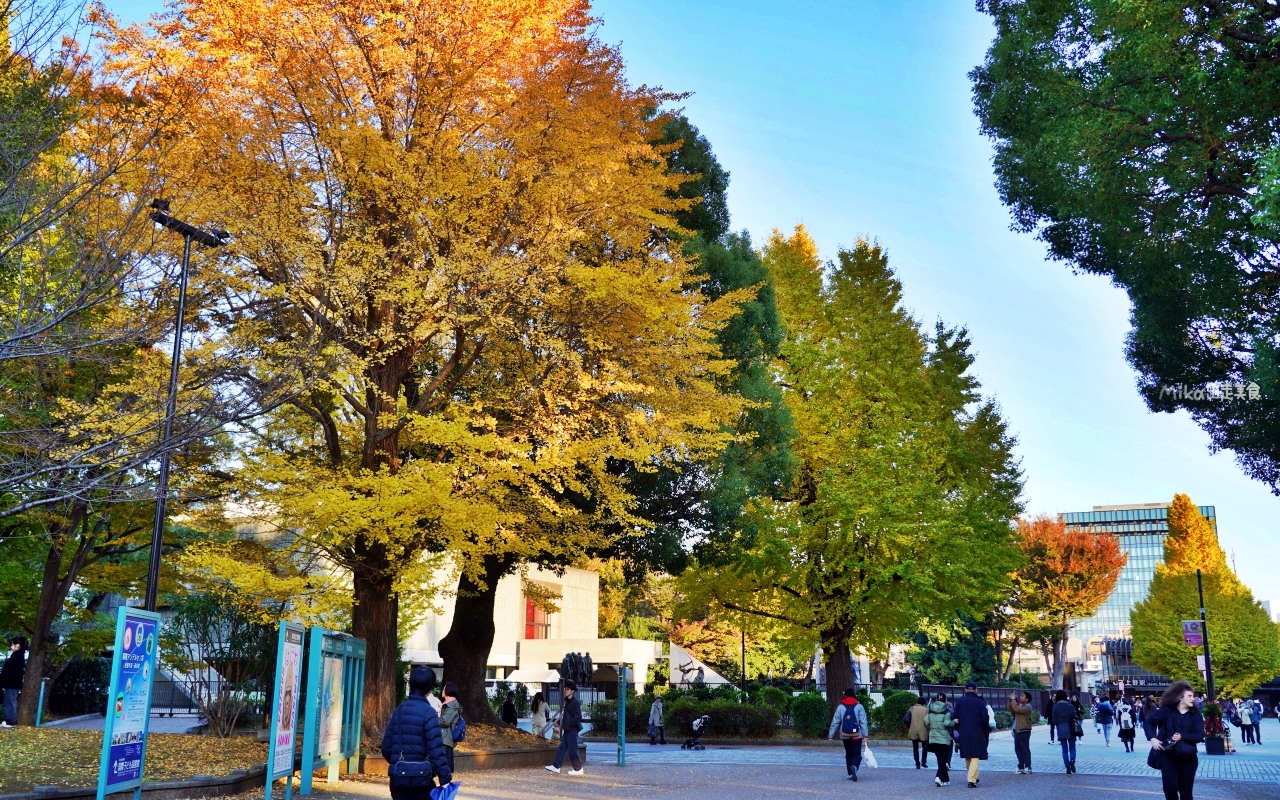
[596,720,1280,785]
[46,714,203,733]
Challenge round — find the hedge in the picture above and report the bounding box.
[49,657,109,715]
[790,692,830,738]
[871,689,918,737]
[590,696,780,739]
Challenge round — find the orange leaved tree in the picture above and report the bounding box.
[98,0,742,732]
[1015,516,1127,689]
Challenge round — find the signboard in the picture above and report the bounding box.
[266,622,305,800]
[299,630,365,795]
[96,607,161,800]
[1197,655,1207,672]
[317,656,344,756]
[1182,620,1204,647]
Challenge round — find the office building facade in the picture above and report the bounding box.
[1065,502,1216,687]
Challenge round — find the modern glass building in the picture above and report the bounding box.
[1064,502,1216,686]
[1065,502,1216,640]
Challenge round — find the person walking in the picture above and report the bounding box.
[1044,694,1057,744]
[909,695,931,769]
[437,682,461,773]
[531,692,551,739]
[1144,680,1204,800]
[925,692,956,787]
[648,695,666,745]
[1008,691,1034,774]
[1092,696,1101,734]
[1050,690,1079,773]
[500,690,518,726]
[381,667,453,798]
[1096,695,1116,747]
[1117,695,1138,753]
[1250,699,1263,745]
[828,687,869,781]
[546,681,584,775]
[0,636,26,728]
[954,682,989,788]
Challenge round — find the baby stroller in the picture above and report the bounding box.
[681,714,709,750]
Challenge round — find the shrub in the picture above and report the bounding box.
[49,657,110,715]
[871,690,918,736]
[994,710,1013,730]
[791,692,830,738]
[591,695,777,739]
[755,686,792,725]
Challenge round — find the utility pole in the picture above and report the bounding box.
[1197,568,1216,703]
[741,629,747,701]
[143,199,229,611]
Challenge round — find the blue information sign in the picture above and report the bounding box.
[97,606,161,800]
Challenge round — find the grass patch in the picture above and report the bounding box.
[0,728,267,794]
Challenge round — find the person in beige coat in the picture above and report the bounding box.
[908,695,931,769]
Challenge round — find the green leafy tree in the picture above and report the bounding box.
[683,228,1024,715]
[972,0,1280,490]
[1131,494,1280,697]
[908,615,998,687]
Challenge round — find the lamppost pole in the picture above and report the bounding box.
[143,199,228,612]
[1197,568,1216,703]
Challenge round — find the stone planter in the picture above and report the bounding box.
[1205,737,1226,755]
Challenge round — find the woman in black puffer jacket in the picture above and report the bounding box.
[1143,680,1204,800]
[382,667,453,797]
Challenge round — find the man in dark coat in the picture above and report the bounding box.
[0,636,27,728]
[381,667,452,796]
[500,690,518,726]
[546,680,584,775]
[954,682,989,788]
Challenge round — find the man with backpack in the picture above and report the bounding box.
[828,687,869,781]
[438,682,464,772]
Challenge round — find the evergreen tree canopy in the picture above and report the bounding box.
[682,227,1023,713]
[908,615,998,687]
[972,0,1280,491]
[1131,494,1280,697]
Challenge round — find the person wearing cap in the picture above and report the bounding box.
[954,681,989,788]
[546,680,584,775]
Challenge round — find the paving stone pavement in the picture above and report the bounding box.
[595,720,1280,785]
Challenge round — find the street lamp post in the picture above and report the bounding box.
[143,199,229,612]
[1197,568,1216,703]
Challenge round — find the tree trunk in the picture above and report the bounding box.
[439,554,514,728]
[822,631,855,718]
[352,539,399,744]
[18,539,76,725]
[1001,639,1020,682]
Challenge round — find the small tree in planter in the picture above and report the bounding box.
[1202,702,1226,755]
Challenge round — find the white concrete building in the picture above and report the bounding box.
[401,563,663,692]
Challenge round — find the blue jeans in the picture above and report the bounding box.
[2,689,17,724]
[552,728,581,770]
[1101,722,1112,744]
[1060,737,1076,768]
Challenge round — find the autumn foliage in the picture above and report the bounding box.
[97,0,745,730]
[1014,515,1126,688]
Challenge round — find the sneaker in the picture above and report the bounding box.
[1026,769,1033,775]
[936,778,944,787]
[566,769,584,776]
[0,722,12,728]
[942,782,950,787]
[544,766,560,774]
[967,782,977,788]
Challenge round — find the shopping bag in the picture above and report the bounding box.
[863,743,878,768]
[430,782,460,800]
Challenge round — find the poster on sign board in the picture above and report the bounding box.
[96,607,160,800]
[271,625,305,779]
[317,656,344,756]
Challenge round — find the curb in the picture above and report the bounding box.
[0,766,268,800]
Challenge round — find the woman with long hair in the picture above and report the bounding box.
[531,691,552,739]
[1143,680,1205,800]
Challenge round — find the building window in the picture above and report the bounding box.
[526,597,550,639]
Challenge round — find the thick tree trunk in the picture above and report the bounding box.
[822,632,855,718]
[18,540,75,724]
[439,554,514,727]
[352,540,399,744]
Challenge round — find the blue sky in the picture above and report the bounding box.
[107,0,1280,603]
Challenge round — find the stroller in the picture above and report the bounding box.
[681,714,710,750]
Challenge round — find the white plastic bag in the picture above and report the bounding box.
[863,743,878,768]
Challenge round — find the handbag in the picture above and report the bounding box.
[1147,746,1163,770]
[389,753,435,790]
[1072,716,1085,739]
